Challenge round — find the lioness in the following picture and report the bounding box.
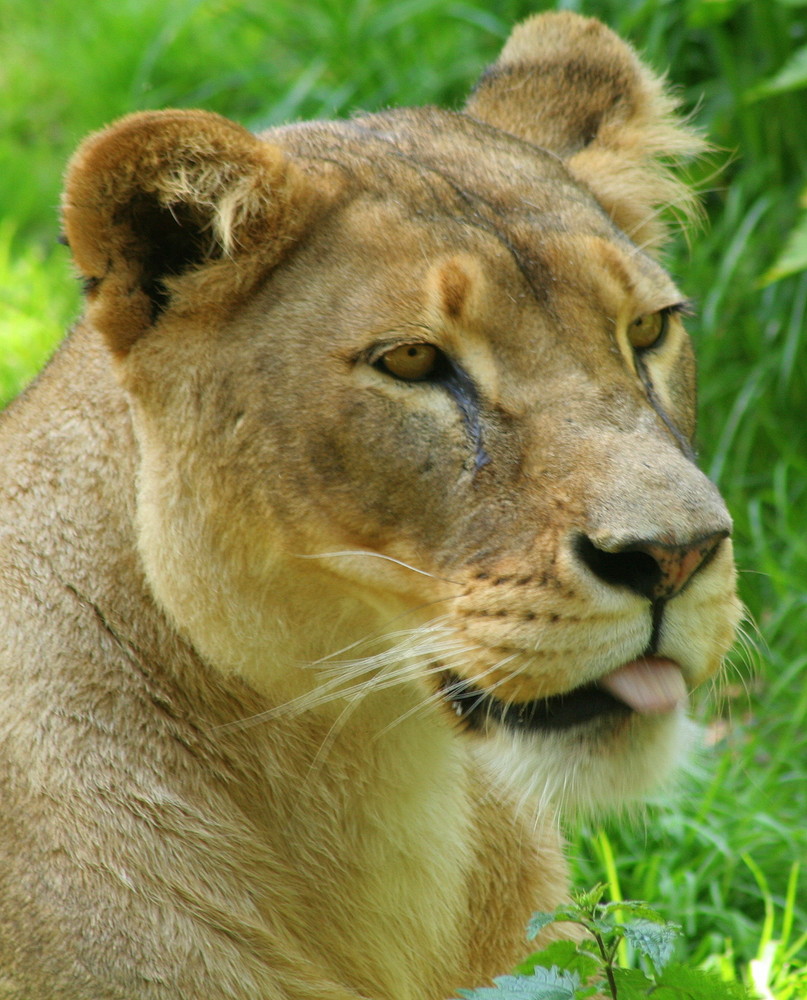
[0,12,739,999]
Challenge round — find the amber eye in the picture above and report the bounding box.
[379,343,440,381]
[628,311,668,350]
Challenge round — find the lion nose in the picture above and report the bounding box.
[575,530,729,601]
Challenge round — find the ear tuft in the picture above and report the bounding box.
[465,12,705,253]
[62,110,316,353]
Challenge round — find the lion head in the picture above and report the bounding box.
[61,12,739,816]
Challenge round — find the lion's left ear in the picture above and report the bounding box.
[464,12,703,253]
[62,110,317,354]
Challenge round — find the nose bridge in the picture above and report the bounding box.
[579,430,732,551]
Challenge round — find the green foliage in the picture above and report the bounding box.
[0,223,78,404]
[752,44,807,99]
[457,966,587,1000]
[762,202,807,284]
[460,891,753,999]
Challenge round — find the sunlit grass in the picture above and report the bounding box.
[0,224,78,403]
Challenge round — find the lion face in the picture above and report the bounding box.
[61,16,739,814]
[196,163,738,811]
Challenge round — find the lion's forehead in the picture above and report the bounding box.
[278,111,605,232]
[272,111,681,333]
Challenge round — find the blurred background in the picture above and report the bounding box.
[1,0,805,995]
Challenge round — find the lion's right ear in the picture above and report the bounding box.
[62,110,316,354]
[464,12,704,254]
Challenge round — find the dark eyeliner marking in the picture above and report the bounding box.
[371,346,490,471]
[437,360,491,472]
[635,354,696,462]
[633,303,697,461]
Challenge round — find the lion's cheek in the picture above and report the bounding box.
[298,400,475,549]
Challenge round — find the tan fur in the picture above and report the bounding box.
[0,14,739,999]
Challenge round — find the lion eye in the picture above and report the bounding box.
[628,311,668,350]
[379,343,440,381]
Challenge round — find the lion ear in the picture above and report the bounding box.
[464,12,704,253]
[62,110,316,354]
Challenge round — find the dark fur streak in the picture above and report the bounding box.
[647,599,666,654]
[635,355,696,462]
[438,360,491,471]
[61,582,203,745]
[345,122,560,315]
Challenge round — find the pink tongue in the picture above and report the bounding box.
[599,657,687,715]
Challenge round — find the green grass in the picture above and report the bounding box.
[0,224,79,402]
[2,0,805,996]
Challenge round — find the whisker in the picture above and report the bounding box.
[373,646,507,738]
[290,642,485,793]
[299,599,462,670]
[331,654,454,705]
[311,619,455,675]
[294,550,463,586]
[373,683,452,737]
[213,621,468,732]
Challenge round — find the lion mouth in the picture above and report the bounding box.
[439,657,687,733]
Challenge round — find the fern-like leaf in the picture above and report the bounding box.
[455,965,589,1000]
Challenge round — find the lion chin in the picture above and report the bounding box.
[457,675,696,816]
[0,11,740,1000]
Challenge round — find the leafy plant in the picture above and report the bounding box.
[457,887,753,999]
